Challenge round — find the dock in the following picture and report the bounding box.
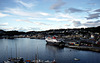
[65,44,100,52]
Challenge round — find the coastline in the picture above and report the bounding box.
[0,37,100,53]
[65,45,100,52]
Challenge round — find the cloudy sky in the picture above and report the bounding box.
[0,0,100,31]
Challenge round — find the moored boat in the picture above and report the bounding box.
[74,58,80,61]
[45,36,65,47]
[3,57,24,63]
[3,58,56,63]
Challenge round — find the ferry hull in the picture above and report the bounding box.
[46,40,65,47]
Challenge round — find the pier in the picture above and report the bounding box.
[65,44,100,52]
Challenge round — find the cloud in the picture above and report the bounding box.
[16,0,34,8]
[72,20,100,27]
[0,26,56,31]
[0,26,43,31]
[85,13,100,19]
[65,8,84,13]
[0,13,10,17]
[39,12,50,16]
[56,13,73,18]
[28,13,87,22]
[4,8,50,17]
[50,0,66,12]
[64,24,70,26]
[47,13,90,22]
[83,20,100,27]
[94,20,100,23]
[88,3,96,6]
[29,27,42,31]
[4,8,33,16]
[47,18,72,21]
[47,15,85,22]
[16,19,33,23]
[33,22,49,26]
[17,27,42,31]
[0,23,8,26]
[0,27,16,31]
[47,17,86,22]
[73,21,82,27]
[28,17,45,20]
[16,19,49,26]
[87,20,100,23]
[40,25,65,31]
[47,13,75,21]
[94,9,100,12]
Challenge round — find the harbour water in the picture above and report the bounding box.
[0,38,100,63]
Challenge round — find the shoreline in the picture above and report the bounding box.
[0,38,100,53]
[65,45,100,52]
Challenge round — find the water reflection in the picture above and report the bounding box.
[46,43,65,63]
[46,43,64,53]
[0,38,100,63]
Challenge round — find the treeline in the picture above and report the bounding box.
[0,26,100,36]
[45,26,100,33]
[0,30,25,36]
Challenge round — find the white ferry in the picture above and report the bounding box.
[45,36,65,47]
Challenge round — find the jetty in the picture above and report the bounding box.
[65,44,100,52]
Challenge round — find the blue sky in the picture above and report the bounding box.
[0,0,100,31]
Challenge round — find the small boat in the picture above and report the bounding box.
[74,58,80,61]
[3,44,56,63]
[52,60,56,63]
[30,53,56,63]
[3,58,56,63]
[3,57,24,63]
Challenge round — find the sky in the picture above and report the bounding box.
[0,0,100,31]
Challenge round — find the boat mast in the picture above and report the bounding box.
[19,47,20,58]
[35,47,38,63]
[15,42,17,59]
[6,46,8,59]
[35,54,37,63]
[11,48,12,59]
[37,47,38,61]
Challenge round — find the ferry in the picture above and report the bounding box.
[45,36,65,47]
